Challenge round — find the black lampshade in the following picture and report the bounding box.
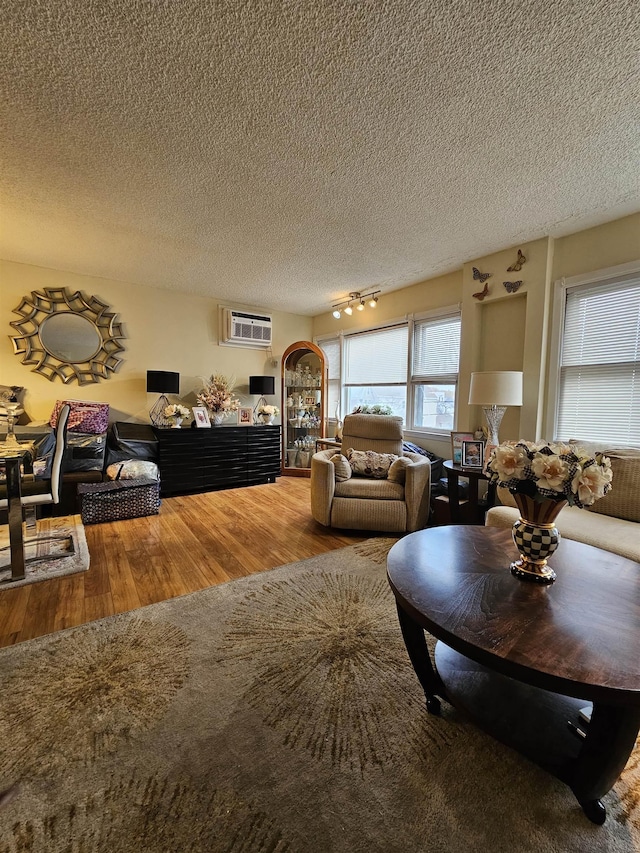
[147,370,180,394]
[249,375,275,395]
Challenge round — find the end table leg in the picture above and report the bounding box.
[395,602,445,715]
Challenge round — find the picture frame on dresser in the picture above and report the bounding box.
[237,407,253,425]
[192,406,211,427]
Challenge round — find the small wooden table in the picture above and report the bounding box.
[387,525,640,824]
[443,459,495,524]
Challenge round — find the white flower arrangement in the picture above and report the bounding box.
[485,440,613,509]
[196,375,241,413]
[163,403,190,420]
[258,404,280,416]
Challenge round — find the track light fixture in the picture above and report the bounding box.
[331,290,381,319]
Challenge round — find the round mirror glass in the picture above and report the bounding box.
[39,313,102,363]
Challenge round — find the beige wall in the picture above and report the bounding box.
[312,212,640,457]
[3,212,638,443]
[0,260,312,423]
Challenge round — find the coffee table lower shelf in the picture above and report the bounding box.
[428,639,640,824]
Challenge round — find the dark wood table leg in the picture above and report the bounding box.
[395,602,446,715]
[562,703,640,824]
[446,469,460,523]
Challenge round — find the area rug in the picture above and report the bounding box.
[0,514,89,588]
[0,538,638,852]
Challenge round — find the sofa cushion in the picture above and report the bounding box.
[346,448,398,479]
[329,453,352,482]
[388,457,411,484]
[587,451,640,524]
[334,477,405,500]
[486,504,640,563]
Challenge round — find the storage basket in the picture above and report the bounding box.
[77,477,160,524]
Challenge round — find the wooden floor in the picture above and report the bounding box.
[0,477,369,649]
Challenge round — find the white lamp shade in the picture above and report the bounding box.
[468,371,523,407]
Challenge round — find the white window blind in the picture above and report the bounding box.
[412,313,461,380]
[344,325,408,384]
[319,337,341,419]
[319,338,341,381]
[557,275,640,445]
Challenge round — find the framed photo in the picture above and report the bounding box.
[192,406,211,428]
[451,431,474,465]
[462,440,485,468]
[237,407,253,425]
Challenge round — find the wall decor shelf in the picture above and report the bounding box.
[281,341,326,477]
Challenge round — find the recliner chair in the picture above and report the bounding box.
[310,413,431,533]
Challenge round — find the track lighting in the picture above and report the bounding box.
[330,290,381,319]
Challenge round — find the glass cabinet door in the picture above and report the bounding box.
[281,341,326,476]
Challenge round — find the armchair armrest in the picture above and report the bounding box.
[310,450,337,526]
[402,453,432,532]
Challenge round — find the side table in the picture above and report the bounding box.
[443,459,495,524]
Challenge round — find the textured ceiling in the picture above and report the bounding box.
[1,0,639,316]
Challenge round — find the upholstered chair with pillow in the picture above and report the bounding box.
[310,413,431,533]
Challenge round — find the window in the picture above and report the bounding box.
[411,313,461,431]
[317,308,461,434]
[554,271,640,445]
[344,325,408,418]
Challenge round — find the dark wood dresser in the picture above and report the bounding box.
[153,425,281,497]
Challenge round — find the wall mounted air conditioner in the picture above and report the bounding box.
[220,308,272,347]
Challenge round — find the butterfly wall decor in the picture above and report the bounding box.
[507,249,526,272]
[503,280,523,293]
[473,282,489,301]
[472,267,491,283]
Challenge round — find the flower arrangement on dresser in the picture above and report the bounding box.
[163,403,190,428]
[197,375,241,424]
[257,404,279,423]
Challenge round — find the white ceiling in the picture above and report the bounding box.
[1,0,639,317]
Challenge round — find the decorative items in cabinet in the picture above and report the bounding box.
[281,341,326,477]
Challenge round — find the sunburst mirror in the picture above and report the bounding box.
[9,287,126,385]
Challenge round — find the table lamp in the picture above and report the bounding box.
[468,371,523,449]
[249,375,276,422]
[147,370,180,426]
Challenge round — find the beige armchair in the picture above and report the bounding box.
[310,414,431,533]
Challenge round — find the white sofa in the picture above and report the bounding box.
[485,443,640,562]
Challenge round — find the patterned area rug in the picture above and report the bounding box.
[0,537,638,852]
[0,514,89,588]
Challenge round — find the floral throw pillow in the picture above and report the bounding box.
[346,448,399,479]
[106,460,160,481]
[329,453,352,482]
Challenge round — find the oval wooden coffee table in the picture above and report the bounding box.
[387,525,640,824]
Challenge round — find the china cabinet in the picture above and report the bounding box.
[281,341,326,476]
